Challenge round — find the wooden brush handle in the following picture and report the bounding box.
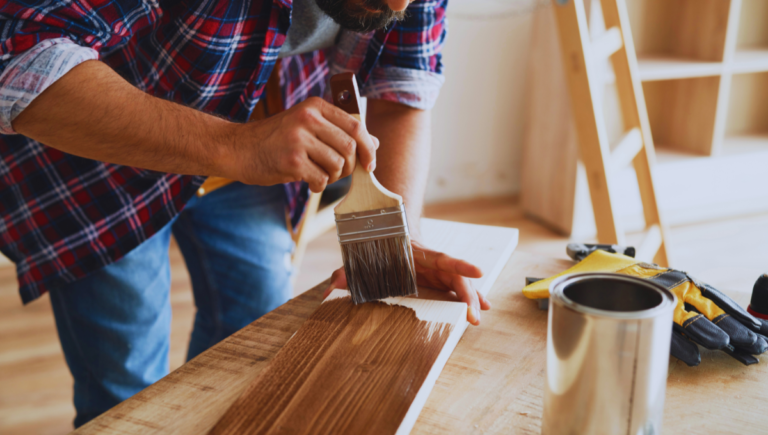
[330,73,402,214]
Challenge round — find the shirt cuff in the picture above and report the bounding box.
[0,38,99,135]
[361,66,445,111]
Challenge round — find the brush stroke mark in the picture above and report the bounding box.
[209,295,458,435]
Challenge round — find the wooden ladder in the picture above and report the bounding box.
[552,0,670,266]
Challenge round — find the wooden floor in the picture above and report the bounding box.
[2,196,767,434]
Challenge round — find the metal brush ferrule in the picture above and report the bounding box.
[335,205,409,245]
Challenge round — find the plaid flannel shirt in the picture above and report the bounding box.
[0,0,446,304]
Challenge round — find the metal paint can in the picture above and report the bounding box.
[542,273,676,435]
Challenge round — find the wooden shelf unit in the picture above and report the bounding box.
[626,0,729,61]
[626,0,731,157]
[643,76,721,156]
[521,0,768,244]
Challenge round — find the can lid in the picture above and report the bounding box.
[550,273,677,319]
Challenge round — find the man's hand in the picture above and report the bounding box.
[223,97,378,193]
[14,62,376,190]
[323,238,490,326]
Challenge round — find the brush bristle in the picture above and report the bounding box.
[341,235,418,304]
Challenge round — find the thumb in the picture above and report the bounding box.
[324,267,348,298]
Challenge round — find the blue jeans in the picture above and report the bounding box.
[48,183,294,428]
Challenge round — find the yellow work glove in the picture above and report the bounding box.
[524,250,768,366]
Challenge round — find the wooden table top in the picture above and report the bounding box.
[73,251,767,435]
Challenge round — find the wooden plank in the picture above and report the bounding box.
[211,290,463,434]
[209,290,467,435]
[71,219,517,435]
[210,219,518,434]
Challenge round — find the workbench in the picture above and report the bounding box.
[72,251,766,434]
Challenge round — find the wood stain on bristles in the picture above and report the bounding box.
[341,234,418,304]
[329,72,417,305]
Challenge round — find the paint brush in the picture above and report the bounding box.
[330,72,418,304]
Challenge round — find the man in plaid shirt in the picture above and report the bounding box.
[0,0,491,426]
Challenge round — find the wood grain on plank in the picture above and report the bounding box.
[207,221,517,435]
[209,293,465,435]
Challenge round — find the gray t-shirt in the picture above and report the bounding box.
[278,0,341,58]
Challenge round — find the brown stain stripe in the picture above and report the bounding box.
[209,296,454,435]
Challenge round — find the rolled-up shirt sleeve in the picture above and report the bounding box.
[363,0,448,110]
[0,38,98,134]
[362,66,444,111]
[0,0,145,135]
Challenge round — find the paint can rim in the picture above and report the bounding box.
[549,272,677,320]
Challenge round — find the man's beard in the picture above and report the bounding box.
[315,0,407,33]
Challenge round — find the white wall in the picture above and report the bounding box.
[426,0,542,203]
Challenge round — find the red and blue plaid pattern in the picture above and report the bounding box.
[0,0,446,303]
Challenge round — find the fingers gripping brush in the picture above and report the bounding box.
[330,72,418,304]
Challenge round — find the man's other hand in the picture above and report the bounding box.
[224,97,378,192]
[323,239,490,326]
